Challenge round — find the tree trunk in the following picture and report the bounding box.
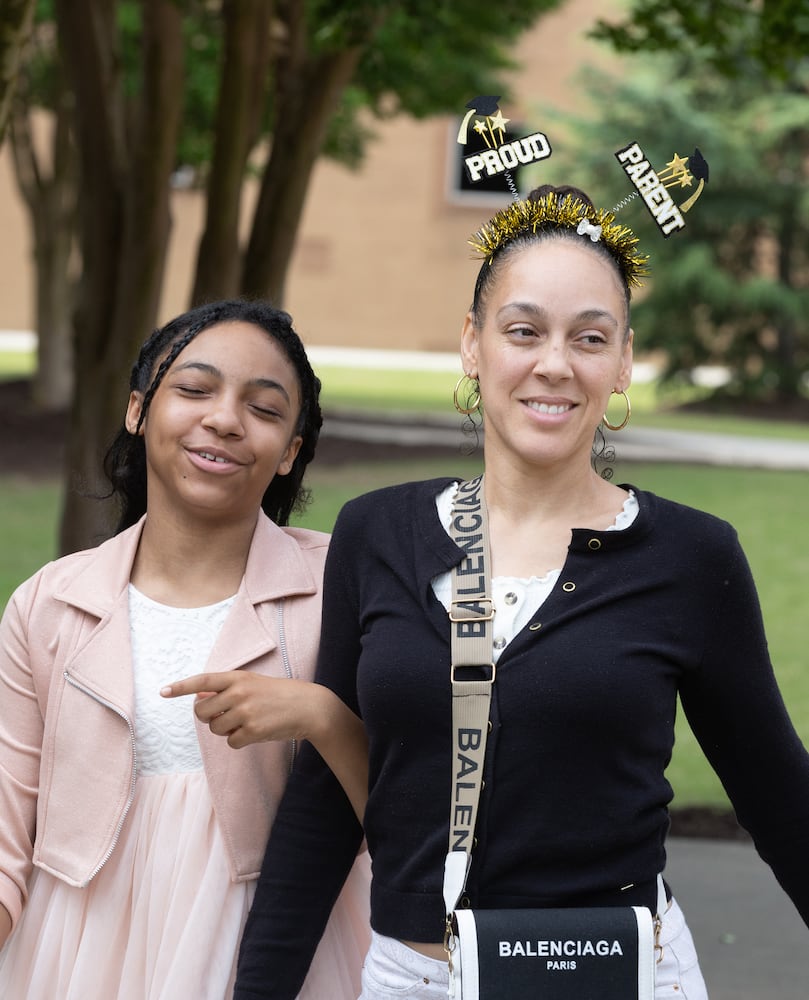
[191,0,273,304]
[55,0,129,551]
[32,220,76,410]
[56,0,185,554]
[0,0,35,144]
[10,86,78,412]
[240,45,362,305]
[33,91,77,410]
[108,0,185,379]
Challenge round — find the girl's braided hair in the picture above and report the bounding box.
[103,299,322,532]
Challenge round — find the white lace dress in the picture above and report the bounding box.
[0,587,370,1000]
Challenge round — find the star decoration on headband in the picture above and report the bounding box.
[489,109,510,135]
[474,118,493,141]
[664,153,691,183]
[457,95,552,197]
[469,193,650,289]
[614,142,710,237]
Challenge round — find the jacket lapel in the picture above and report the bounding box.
[54,521,144,712]
[198,513,321,674]
[52,513,320,686]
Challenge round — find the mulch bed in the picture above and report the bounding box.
[1,379,68,476]
[0,378,752,842]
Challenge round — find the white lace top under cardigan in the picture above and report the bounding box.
[431,483,639,663]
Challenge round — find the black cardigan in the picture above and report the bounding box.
[235,479,809,999]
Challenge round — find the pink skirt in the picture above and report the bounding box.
[0,771,370,999]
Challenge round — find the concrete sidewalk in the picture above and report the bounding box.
[309,342,809,472]
[617,426,809,472]
[306,346,809,473]
[665,837,806,999]
[321,409,809,472]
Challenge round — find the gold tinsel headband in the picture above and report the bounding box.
[469,193,650,289]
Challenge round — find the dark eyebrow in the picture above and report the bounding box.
[496,302,619,331]
[575,308,619,330]
[171,361,292,402]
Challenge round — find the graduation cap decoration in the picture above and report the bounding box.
[457,95,552,198]
[614,142,710,237]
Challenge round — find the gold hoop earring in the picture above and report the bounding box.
[602,389,631,431]
[453,373,481,415]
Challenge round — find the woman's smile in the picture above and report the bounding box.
[523,399,575,417]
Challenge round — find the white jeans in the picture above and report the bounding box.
[358,898,708,999]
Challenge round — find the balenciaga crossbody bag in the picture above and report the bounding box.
[442,476,661,1000]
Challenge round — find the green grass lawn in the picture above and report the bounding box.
[1,352,807,812]
[0,351,35,379]
[0,478,61,604]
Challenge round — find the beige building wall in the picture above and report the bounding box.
[0,0,619,354]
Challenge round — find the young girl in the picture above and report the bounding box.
[0,298,370,998]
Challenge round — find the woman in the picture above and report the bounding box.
[233,187,809,1000]
[0,299,370,998]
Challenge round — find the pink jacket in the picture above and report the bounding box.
[0,512,329,931]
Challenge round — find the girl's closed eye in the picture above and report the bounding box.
[169,374,215,396]
[250,402,283,419]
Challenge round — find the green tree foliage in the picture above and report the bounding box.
[34,0,563,551]
[591,0,809,84]
[539,49,809,409]
[178,1,547,170]
[582,0,809,408]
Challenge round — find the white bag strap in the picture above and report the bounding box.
[444,476,494,915]
[444,476,494,995]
